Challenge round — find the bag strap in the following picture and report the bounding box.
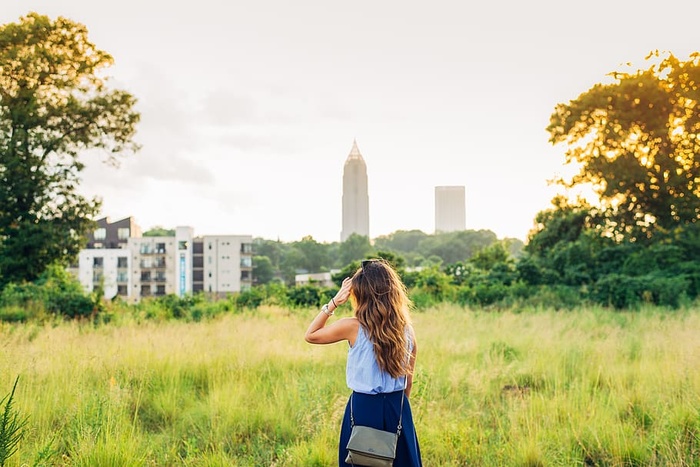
[350,376,407,437]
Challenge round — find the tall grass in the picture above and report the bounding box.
[1,305,699,466]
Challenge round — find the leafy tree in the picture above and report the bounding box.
[253,238,285,269]
[547,51,700,242]
[252,255,275,285]
[373,229,429,254]
[291,235,330,272]
[419,230,498,265]
[0,13,139,287]
[338,233,373,265]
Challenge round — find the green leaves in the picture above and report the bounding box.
[547,51,700,243]
[0,376,27,467]
[0,13,140,287]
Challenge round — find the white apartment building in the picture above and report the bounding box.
[78,249,131,299]
[76,218,253,301]
[128,226,194,301]
[193,235,254,296]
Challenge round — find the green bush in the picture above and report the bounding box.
[0,265,95,319]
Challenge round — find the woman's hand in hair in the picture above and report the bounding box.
[333,277,352,307]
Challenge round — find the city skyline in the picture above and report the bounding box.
[3,1,699,243]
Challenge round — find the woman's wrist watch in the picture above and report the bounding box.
[321,303,334,316]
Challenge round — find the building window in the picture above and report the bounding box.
[241,270,251,281]
[117,285,128,296]
[117,228,130,240]
[117,272,128,282]
[240,256,252,268]
[117,257,128,268]
[93,257,104,267]
[156,243,166,254]
[140,271,151,282]
[155,271,166,282]
[241,243,253,254]
[156,285,166,296]
[178,240,188,250]
[94,228,106,240]
[141,285,151,296]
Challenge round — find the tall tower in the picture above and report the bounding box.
[435,186,466,233]
[341,140,369,242]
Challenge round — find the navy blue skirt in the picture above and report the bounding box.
[338,390,422,467]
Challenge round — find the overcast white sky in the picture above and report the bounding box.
[4,1,699,242]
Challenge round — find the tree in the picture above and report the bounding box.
[252,255,275,285]
[338,233,373,266]
[0,13,139,287]
[291,235,330,272]
[547,51,700,242]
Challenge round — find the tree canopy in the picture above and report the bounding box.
[546,51,700,242]
[0,13,139,287]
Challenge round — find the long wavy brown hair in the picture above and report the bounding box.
[351,259,413,378]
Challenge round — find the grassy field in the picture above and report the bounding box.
[1,304,699,466]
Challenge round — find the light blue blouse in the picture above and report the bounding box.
[346,324,412,394]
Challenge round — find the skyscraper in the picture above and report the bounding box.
[435,186,466,233]
[341,140,369,242]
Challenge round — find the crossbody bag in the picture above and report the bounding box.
[344,382,406,467]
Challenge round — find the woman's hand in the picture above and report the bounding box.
[333,277,352,306]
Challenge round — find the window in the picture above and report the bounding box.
[241,270,251,281]
[93,257,104,267]
[94,228,106,240]
[117,257,128,268]
[140,271,151,282]
[156,243,166,253]
[193,270,203,281]
[117,228,130,240]
[117,285,128,296]
[155,271,166,282]
[178,240,188,250]
[117,272,128,282]
[241,243,253,253]
[156,285,166,296]
[240,256,252,268]
[141,285,151,296]
[140,258,152,268]
[193,256,203,268]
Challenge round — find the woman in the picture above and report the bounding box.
[305,258,422,467]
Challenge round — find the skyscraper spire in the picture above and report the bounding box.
[347,139,363,160]
[341,140,369,242]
